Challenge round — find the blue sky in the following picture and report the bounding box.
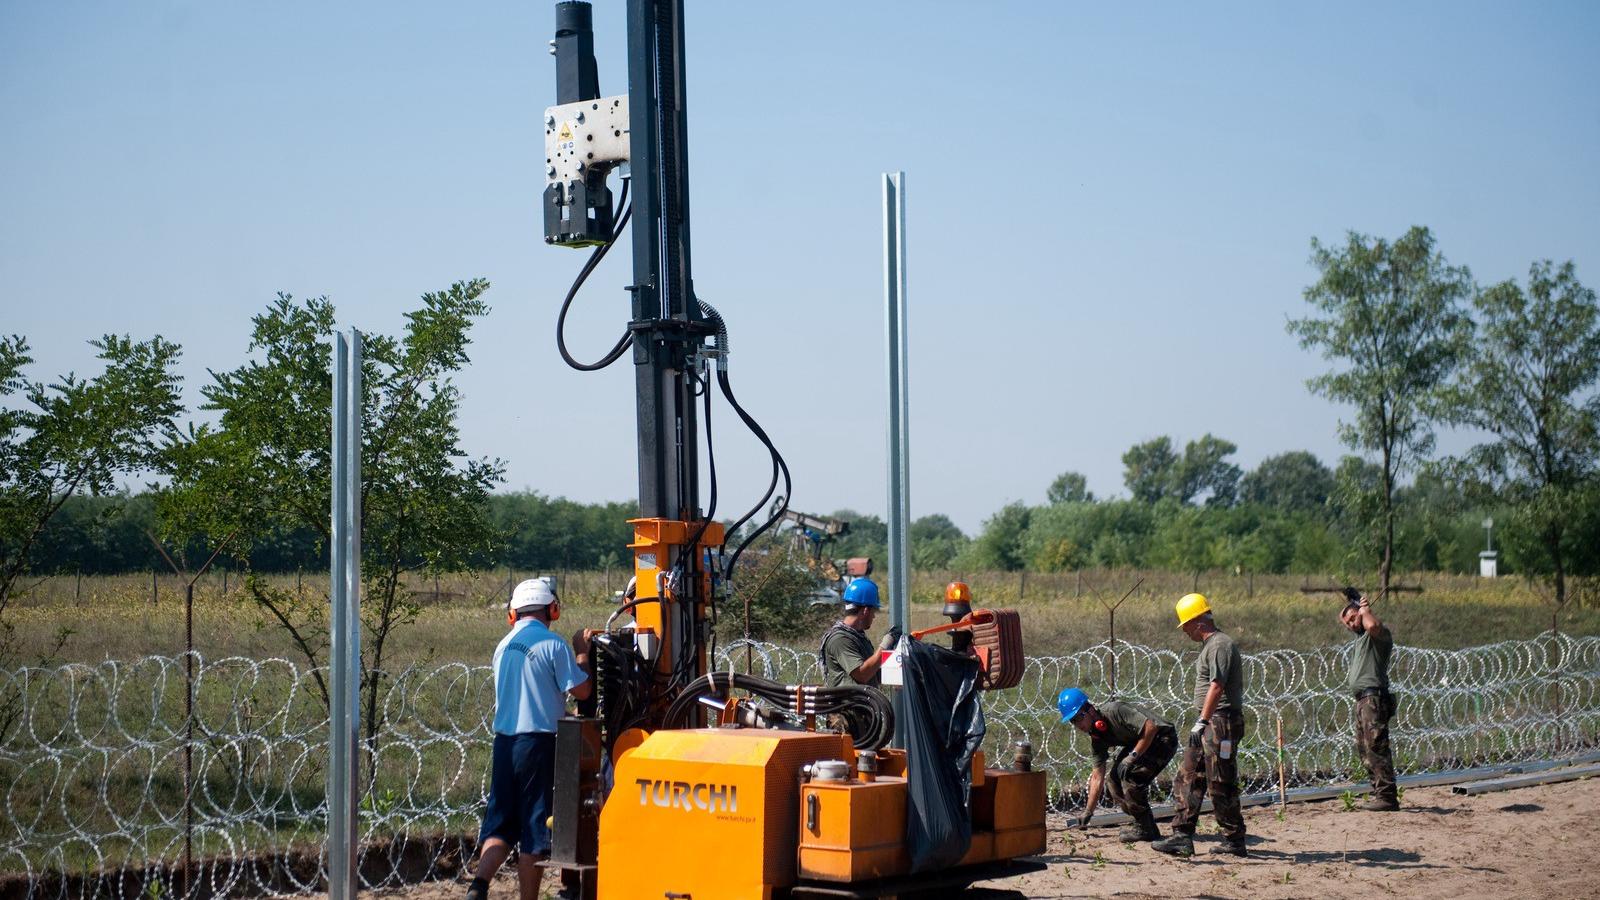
[3,1,1597,533]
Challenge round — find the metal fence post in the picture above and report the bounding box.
[883,171,911,638]
[329,330,363,900]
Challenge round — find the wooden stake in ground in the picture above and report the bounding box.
[1276,712,1288,814]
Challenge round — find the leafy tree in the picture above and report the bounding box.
[1122,435,1239,507]
[1172,434,1242,507]
[1330,454,1385,572]
[1442,260,1600,605]
[965,501,1031,571]
[1046,471,1095,505]
[827,509,887,563]
[909,513,968,568]
[1122,437,1178,503]
[161,283,503,745]
[1024,499,1157,570]
[0,334,183,647]
[488,492,636,571]
[715,541,834,642]
[1288,227,1472,595]
[1239,451,1334,512]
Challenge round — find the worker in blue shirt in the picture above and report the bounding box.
[467,577,592,900]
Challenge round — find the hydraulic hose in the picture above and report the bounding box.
[555,181,634,371]
[662,671,894,750]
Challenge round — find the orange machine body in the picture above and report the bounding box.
[598,728,852,900]
[797,762,1045,882]
[597,729,1045,897]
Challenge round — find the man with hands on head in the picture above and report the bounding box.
[1341,587,1399,811]
[1057,688,1178,843]
[1152,593,1249,858]
[818,577,900,688]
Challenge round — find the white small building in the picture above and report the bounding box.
[1479,517,1498,578]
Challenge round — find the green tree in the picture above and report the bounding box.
[1046,471,1095,505]
[965,501,1031,571]
[1288,227,1472,595]
[161,283,503,740]
[1172,434,1242,507]
[1239,451,1334,513]
[1442,260,1600,605]
[1122,437,1177,503]
[0,335,183,647]
[910,513,967,568]
[827,509,887,562]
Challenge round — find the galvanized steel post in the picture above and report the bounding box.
[883,172,911,637]
[329,330,363,900]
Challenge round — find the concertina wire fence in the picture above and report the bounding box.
[3,632,1599,898]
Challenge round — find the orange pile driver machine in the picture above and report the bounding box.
[535,3,1045,897]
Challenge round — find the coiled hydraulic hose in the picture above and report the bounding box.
[662,671,894,750]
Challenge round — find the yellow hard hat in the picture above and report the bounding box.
[1175,593,1211,627]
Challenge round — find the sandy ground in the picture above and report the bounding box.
[980,776,1600,900]
[366,777,1600,900]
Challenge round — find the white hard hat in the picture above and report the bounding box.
[510,577,558,610]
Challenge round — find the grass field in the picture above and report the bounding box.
[5,567,1595,887]
[7,567,1596,666]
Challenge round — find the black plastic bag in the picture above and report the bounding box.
[891,639,986,873]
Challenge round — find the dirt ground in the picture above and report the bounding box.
[365,777,1600,900]
[981,776,1600,900]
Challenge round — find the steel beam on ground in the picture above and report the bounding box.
[1061,751,1600,828]
[1451,763,1600,796]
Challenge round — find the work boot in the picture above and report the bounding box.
[1361,795,1399,811]
[1151,832,1194,857]
[1118,823,1159,843]
[464,877,489,900]
[1209,840,1248,857]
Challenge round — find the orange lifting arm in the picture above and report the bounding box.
[910,609,997,641]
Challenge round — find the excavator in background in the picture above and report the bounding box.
[763,500,875,606]
[535,3,1044,897]
[771,500,851,567]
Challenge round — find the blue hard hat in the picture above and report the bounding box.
[1056,687,1089,723]
[842,578,881,609]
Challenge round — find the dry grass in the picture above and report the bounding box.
[7,568,1596,666]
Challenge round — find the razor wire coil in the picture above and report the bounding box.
[2,633,1597,899]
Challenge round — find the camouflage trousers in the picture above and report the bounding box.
[1170,711,1246,843]
[1105,727,1178,830]
[1355,691,1398,802]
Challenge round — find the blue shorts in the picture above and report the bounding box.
[479,732,557,855]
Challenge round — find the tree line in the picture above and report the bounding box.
[3,227,1599,661]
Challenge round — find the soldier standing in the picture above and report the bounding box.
[1153,593,1248,858]
[1342,588,1398,810]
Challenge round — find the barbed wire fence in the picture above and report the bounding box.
[3,633,1598,899]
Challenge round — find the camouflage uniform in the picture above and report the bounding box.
[1354,691,1398,802]
[1169,631,1247,845]
[1169,711,1247,843]
[1349,624,1397,803]
[1102,723,1178,833]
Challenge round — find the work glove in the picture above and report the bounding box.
[879,626,903,652]
[1188,718,1209,748]
[1341,586,1363,604]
